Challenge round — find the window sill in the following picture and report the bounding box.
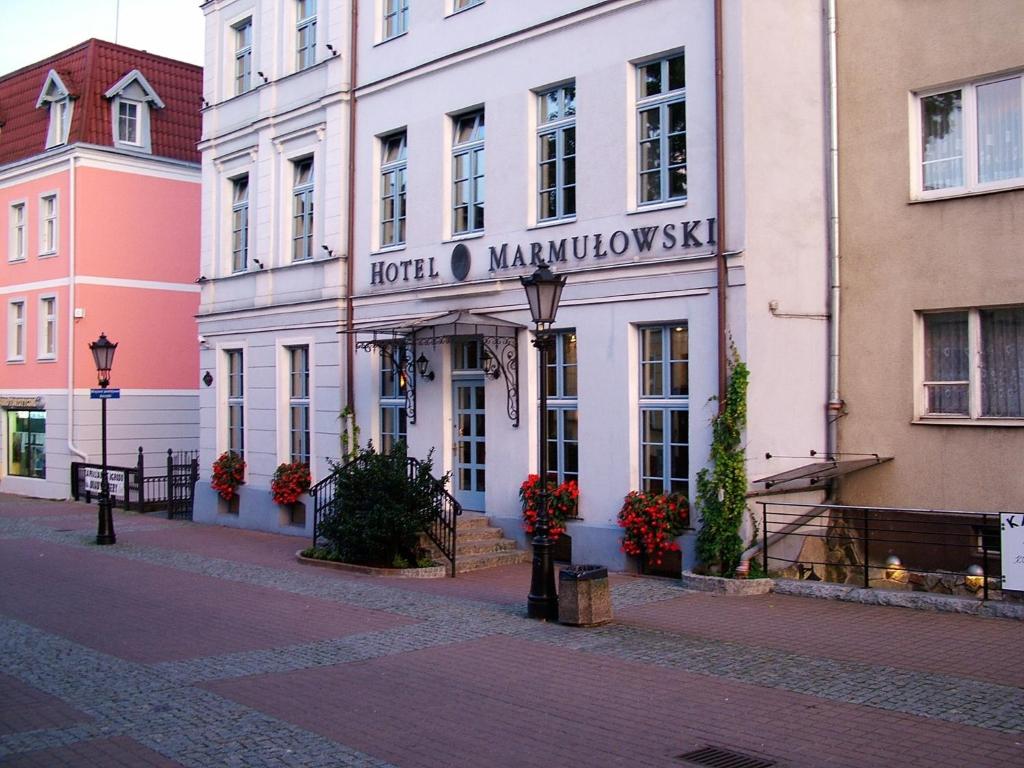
[38,251,57,259]
[910,182,1024,204]
[372,244,407,256]
[912,417,1024,428]
[8,257,26,264]
[628,198,687,215]
[36,357,57,363]
[375,31,408,47]
[443,232,485,244]
[6,358,25,364]
[446,2,484,18]
[528,216,577,232]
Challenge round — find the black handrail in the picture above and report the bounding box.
[310,452,462,577]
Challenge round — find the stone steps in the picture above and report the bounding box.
[421,512,530,573]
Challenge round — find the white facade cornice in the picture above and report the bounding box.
[0,144,199,187]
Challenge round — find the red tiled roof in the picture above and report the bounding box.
[0,39,202,167]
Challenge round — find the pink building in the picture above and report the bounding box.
[0,40,202,499]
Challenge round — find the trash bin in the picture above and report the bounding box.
[558,565,612,626]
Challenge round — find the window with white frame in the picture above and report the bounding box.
[636,53,686,206]
[292,157,315,261]
[380,131,407,247]
[9,202,26,261]
[6,410,46,479]
[234,18,253,94]
[638,325,689,495]
[537,83,576,222]
[452,110,485,235]
[296,0,317,71]
[37,70,74,149]
[38,296,56,360]
[39,194,57,255]
[287,346,311,464]
[382,0,408,40]
[379,344,407,454]
[544,330,579,487]
[917,74,1023,196]
[117,100,140,145]
[921,307,1024,419]
[8,300,26,361]
[226,349,245,457]
[231,175,249,272]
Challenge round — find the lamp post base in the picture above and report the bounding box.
[96,497,116,545]
[527,535,558,620]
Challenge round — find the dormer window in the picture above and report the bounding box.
[36,70,74,149]
[104,69,165,154]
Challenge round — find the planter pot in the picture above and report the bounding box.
[640,549,682,578]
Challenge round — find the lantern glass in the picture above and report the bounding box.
[520,264,566,329]
[89,332,118,386]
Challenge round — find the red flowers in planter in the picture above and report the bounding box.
[211,451,246,501]
[617,490,689,566]
[520,474,579,541]
[271,461,311,505]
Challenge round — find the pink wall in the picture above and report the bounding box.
[73,285,198,390]
[75,168,201,284]
[1,285,69,390]
[0,168,71,288]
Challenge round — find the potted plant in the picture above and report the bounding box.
[520,475,579,558]
[211,451,245,502]
[270,461,311,505]
[617,490,689,575]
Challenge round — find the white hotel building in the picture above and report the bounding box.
[196,0,832,570]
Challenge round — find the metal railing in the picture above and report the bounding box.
[311,452,462,576]
[758,502,1005,601]
[71,447,198,518]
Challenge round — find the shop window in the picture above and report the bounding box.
[7,410,46,479]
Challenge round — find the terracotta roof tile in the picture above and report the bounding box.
[0,39,201,167]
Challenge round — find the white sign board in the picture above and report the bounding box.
[83,468,125,499]
[1002,513,1024,591]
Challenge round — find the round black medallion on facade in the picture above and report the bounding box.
[451,243,471,282]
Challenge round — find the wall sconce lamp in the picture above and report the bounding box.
[325,43,339,57]
[257,71,269,83]
[416,353,434,381]
[482,349,501,379]
[884,554,903,580]
[321,244,334,257]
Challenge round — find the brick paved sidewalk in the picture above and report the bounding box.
[0,495,1021,768]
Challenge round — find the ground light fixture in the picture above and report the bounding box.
[520,263,567,620]
[89,332,118,545]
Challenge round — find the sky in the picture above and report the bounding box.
[0,0,205,75]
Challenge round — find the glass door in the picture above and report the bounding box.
[453,378,486,511]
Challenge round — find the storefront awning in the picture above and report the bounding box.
[754,455,893,491]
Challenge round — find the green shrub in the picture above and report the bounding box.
[318,443,445,568]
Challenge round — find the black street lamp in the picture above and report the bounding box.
[520,263,566,620]
[89,332,118,545]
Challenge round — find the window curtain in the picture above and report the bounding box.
[977,77,1023,184]
[924,312,969,414]
[981,308,1024,417]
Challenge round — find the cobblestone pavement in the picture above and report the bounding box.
[1,496,1022,768]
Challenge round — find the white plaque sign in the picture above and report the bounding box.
[1001,513,1024,592]
[83,468,125,499]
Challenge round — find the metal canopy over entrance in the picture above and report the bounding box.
[348,310,524,427]
[753,454,893,492]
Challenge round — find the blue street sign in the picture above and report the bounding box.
[90,388,121,400]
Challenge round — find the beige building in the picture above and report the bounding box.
[836,0,1024,513]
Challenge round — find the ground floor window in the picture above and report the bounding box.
[7,409,45,478]
[380,343,407,453]
[638,324,689,496]
[545,330,578,486]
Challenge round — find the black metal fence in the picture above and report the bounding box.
[758,502,1006,600]
[72,447,199,518]
[310,453,462,576]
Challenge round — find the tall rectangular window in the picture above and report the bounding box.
[537,84,577,222]
[231,175,249,272]
[40,194,57,255]
[544,331,579,486]
[638,325,689,495]
[637,53,686,206]
[380,131,407,247]
[379,344,407,453]
[226,349,245,458]
[296,0,317,71]
[452,110,485,235]
[918,74,1023,195]
[922,307,1024,419]
[383,0,408,39]
[9,202,25,261]
[234,18,253,94]
[6,410,46,479]
[288,346,310,464]
[38,296,56,360]
[292,157,314,261]
[8,300,25,361]
[117,101,139,144]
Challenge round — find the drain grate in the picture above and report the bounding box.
[676,746,776,768]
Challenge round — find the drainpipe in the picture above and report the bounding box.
[825,0,842,465]
[714,0,728,409]
[343,0,359,420]
[66,154,88,462]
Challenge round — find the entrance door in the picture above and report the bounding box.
[453,378,486,511]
